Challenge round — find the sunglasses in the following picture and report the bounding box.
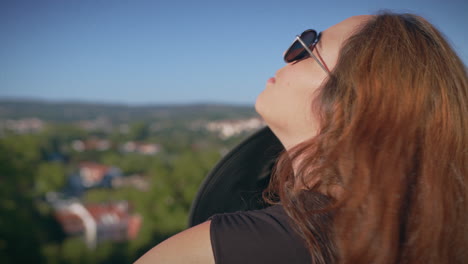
[283,29,330,74]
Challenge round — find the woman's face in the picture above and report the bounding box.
[255,15,371,149]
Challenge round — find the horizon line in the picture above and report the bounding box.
[0,96,256,107]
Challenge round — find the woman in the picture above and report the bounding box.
[135,12,468,263]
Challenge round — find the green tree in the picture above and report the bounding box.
[0,134,62,263]
[35,162,67,195]
[128,122,150,141]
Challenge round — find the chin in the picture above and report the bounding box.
[255,87,275,113]
[254,92,265,116]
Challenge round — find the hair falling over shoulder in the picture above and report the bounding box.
[264,12,468,264]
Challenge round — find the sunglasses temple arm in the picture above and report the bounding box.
[296,37,330,74]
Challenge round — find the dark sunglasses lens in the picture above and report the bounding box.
[284,30,317,63]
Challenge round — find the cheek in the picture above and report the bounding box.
[255,81,316,132]
[255,61,325,146]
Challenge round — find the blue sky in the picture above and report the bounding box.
[1,0,467,105]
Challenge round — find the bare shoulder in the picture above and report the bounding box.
[134,220,214,264]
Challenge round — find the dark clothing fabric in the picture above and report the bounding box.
[190,127,334,263]
[188,127,284,227]
[209,205,311,264]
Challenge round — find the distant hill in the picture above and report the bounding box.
[0,99,257,123]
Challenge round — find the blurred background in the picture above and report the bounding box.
[1,0,466,263]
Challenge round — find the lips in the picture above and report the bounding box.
[267,77,276,84]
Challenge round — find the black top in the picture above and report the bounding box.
[209,205,311,264]
[188,127,284,227]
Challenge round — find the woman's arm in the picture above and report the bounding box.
[134,221,215,264]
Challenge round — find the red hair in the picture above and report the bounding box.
[265,13,468,263]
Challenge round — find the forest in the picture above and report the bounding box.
[0,99,261,263]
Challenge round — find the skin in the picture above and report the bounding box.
[134,221,214,264]
[134,15,371,264]
[256,15,372,150]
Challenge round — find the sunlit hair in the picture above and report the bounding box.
[265,12,468,264]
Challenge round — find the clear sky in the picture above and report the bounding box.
[1,0,467,105]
